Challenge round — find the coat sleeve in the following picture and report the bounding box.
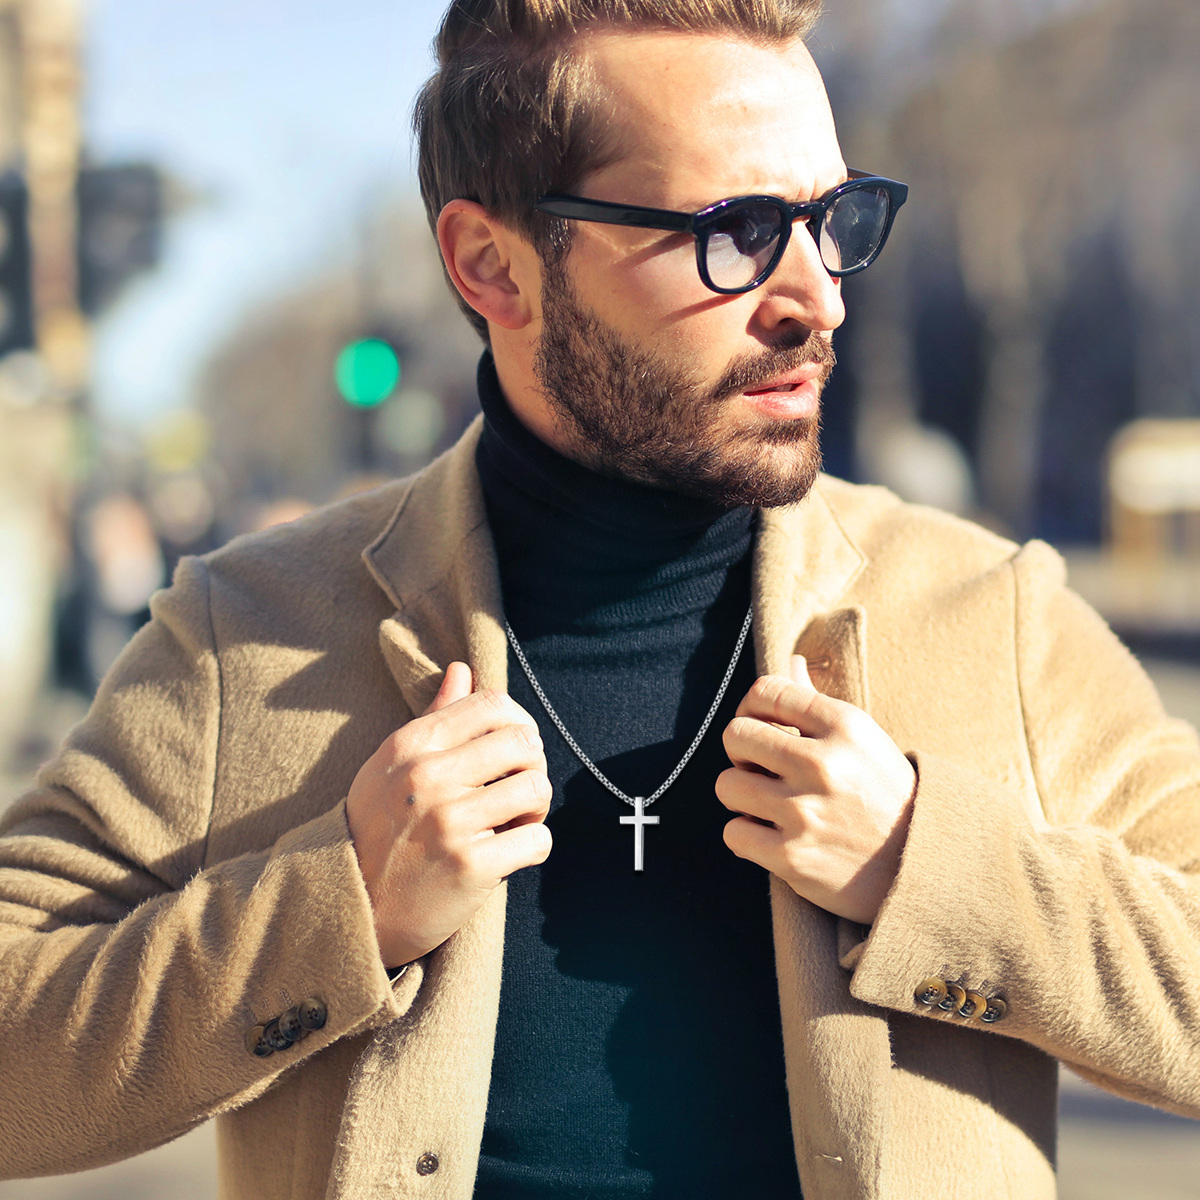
[0,557,410,1179]
[848,540,1200,1117]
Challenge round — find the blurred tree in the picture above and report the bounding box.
[835,0,1200,541]
[0,170,34,356]
[198,204,481,526]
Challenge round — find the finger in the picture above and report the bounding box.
[789,655,811,688]
[470,819,553,882]
[418,686,542,751]
[425,661,474,715]
[714,765,790,822]
[723,714,826,782]
[463,768,553,833]
[722,814,785,873]
[417,722,546,792]
[735,673,840,738]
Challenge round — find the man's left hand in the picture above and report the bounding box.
[717,657,916,924]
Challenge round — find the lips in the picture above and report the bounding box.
[742,363,827,397]
[746,381,801,395]
[735,363,826,420]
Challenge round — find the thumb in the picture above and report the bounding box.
[425,661,474,714]
[789,654,814,689]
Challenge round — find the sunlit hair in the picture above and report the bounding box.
[413,0,824,340]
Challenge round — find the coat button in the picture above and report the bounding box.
[298,997,328,1031]
[958,990,988,1019]
[981,996,1008,1024]
[278,1007,304,1044]
[245,1025,271,1057]
[416,1152,439,1176]
[914,977,948,1006]
[939,982,966,1012]
[264,1019,291,1053]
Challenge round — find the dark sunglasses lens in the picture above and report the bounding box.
[820,186,891,273]
[703,201,784,290]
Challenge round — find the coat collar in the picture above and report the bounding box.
[357,420,887,1199]
[363,417,869,714]
[362,418,507,719]
[754,485,866,682]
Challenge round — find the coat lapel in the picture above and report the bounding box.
[346,449,893,1200]
[364,417,509,708]
[329,422,510,1200]
[756,487,892,1200]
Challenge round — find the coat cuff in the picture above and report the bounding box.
[235,800,421,1069]
[847,751,1029,1033]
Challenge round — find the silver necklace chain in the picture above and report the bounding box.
[503,605,754,811]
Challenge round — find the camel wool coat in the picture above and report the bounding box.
[3,421,1200,1200]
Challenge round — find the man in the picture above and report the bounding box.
[2,1,1199,1197]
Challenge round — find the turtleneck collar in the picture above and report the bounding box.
[474,352,755,630]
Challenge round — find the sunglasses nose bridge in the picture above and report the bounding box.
[787,200,824,240]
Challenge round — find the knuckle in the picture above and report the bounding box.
[723,715,751,744]
[386,724,419,765]
[810,754,836,792]
[444,841,474,876]
[529,770,552,808]
[514,722,543,753]
[406,757,439,796]
[834,704,864,737]
[426,799,461,842]
[478,688,508,715]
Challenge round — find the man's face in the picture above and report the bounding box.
[532,30,848,507]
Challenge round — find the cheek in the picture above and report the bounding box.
[573,226,701,316]
[570,233,754,378]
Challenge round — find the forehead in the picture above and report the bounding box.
[578,29,844,207]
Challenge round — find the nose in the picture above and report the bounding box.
[752,220,846,336]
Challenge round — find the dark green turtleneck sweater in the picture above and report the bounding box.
[472,355,802,1199]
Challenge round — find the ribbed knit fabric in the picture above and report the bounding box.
[472,355,803,1199]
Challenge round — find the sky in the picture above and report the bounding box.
[84,0,452,426]
[80,0,1101,429]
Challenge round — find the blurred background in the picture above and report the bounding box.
[0,0,1198,1195]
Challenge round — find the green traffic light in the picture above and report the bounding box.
[335,338,401,408]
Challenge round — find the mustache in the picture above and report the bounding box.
[710,333,837,404]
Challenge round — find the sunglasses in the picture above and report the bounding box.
[535,170,908,295]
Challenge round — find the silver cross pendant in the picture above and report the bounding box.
[619,797,660,872]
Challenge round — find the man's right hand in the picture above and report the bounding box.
[346,662,552,968]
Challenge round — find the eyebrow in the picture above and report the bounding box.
[690,175,853,213]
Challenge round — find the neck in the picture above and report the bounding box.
[473,352,755,633]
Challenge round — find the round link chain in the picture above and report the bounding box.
[504,606,754,811]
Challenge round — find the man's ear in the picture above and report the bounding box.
[437,200,540,332]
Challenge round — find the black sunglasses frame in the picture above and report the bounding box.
[535,169,909,295]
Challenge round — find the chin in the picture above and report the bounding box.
[635,421,824,509]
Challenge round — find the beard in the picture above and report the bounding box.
[532,255,835,508]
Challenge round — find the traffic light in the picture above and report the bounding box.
[76,163,164,318]
[335,334,405,470]
[335,337,401,408]
[0,171,35,357]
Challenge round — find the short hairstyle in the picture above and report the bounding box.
[414,0,824,340]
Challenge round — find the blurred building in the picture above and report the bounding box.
[834,0,1200,551]
[0,0,86,766]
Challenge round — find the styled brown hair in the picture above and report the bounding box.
[413,0,823,339]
